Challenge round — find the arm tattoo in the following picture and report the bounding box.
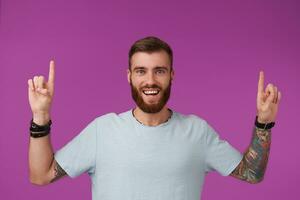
[50,159,67,183]
[231,126,271,183]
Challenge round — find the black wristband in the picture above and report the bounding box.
[255,116,275,130]
[30,131,50,138]
[30,119,52,138]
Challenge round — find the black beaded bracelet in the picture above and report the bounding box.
[255,116,275,130]
[30,119,52,138]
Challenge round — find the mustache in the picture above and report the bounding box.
[140,84,161,90]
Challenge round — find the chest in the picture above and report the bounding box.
[97,128,206,179]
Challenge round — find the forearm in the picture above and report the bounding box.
[28,114,54,184]
[231,126,271,183]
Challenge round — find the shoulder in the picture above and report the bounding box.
[94,112,118,121]
[173,111,209,129]
[174,111,207,124]
[93,110,131,125]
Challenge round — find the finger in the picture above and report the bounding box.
[37,88,49,95]
[273,86,278,103]
[258,71,264,95]
[265,84,275,104]
[264,83,271,96]
[33,76,39,90]
[28,79,35,91]
[37,76,45,89]
[277,91,282,104]
[48,60,55,91]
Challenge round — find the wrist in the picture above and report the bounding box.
[257,118,268,124]
[33,112,51,126]
[255,116,275,130]
[256,115,268,124]
[30,118,52,138]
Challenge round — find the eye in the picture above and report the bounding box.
[156,69,166,74]
[136,70,145,75]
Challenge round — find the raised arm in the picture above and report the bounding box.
[28,60,67,185]
[230,71,282,183]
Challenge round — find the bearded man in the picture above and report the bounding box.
[28,36,281,200]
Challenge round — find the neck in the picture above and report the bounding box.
[133,106,172,126]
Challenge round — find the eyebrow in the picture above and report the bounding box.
[132,66,169,71]
[132,66,146,71]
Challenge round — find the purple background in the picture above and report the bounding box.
[0,0,299,199]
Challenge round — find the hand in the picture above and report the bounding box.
[28,60,55,116]
[256,71,282,123]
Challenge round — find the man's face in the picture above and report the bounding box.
[127,51,174,113]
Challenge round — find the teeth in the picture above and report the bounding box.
[143,90,159,95]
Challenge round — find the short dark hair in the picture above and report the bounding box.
[128,36,173,70]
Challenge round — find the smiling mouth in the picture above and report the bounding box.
[142,90,160,95]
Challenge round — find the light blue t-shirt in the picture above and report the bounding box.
[54,109,242,200]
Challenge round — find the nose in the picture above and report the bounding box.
[145,71,156,86]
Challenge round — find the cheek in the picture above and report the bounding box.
[131,77,144,86]
[131,80,142,89]
[159,77,171,87]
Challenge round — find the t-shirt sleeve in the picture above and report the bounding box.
[54,118,97,178]
[204,121,243,176]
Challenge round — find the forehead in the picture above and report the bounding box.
[131,51,171,70]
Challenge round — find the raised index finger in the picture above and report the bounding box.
[48,60,55,87]
[258,71,264,94]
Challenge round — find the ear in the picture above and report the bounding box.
[127,68,131,84]
[170,69,175,81]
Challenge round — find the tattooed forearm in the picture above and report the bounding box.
[231,126,271,183]
[50,159,67,183]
